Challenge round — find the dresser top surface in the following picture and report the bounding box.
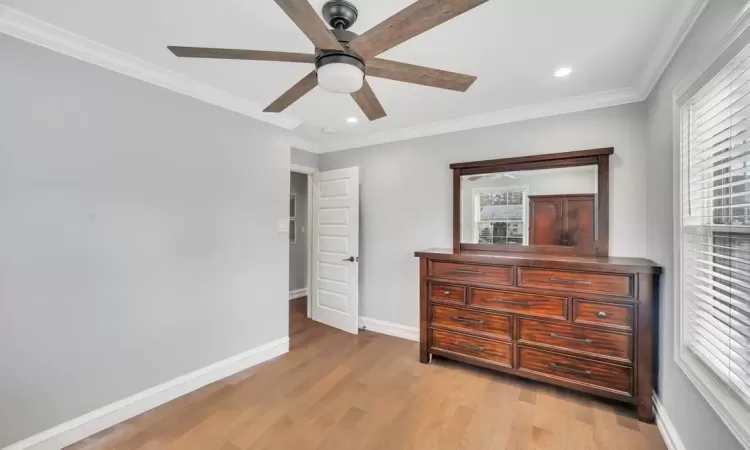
[415,248,661,274]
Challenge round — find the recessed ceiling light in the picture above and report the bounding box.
[346,117,358,123]
[554,67,572,78]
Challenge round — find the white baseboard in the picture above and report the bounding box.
[4,337,289,450]
[289,288,308,300]
[359,317,419,342]
[654,394,685,450]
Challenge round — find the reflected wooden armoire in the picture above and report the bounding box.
[529,194,596,248]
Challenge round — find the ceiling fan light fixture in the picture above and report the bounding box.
[316,54,365,94]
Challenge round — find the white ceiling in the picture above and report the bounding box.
[1,0,701,151]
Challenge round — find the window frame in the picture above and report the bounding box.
[470,185,529,245]
[674,15,750,447]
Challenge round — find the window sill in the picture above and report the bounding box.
[676,350,750,448]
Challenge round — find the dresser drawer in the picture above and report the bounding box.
[573,299,633,331]
[517,268,633,297]
[469,288,567,320]
[429,261,512,285]
[518,318,632,363]
[431,304,511,339]
[429,283,465,305]
[518,347,632,395]
[431,329,511,367]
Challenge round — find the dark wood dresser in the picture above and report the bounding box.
[415,248,661,422]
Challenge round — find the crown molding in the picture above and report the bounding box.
[318,87,642,152]
[0,6,301,131]
[635,0,708,98]
[314,0,710,153]
[285,135,322,153]
[0,2,709,154]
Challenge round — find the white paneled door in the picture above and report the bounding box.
[311,167,360,334]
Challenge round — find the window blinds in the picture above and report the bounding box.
[683,43,750,406]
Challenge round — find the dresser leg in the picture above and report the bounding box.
[420,350,430,364]
[636,396,654,423]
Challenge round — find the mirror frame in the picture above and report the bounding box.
[451,147,613,256]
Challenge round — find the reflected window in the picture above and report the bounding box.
[473,188,527,245]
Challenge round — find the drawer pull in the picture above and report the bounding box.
[495,299,533,306]
[549,333,592,344]
[452,268,485,275]
[443,290,452,295]
[453,342,484,351]
[597,311,608,318]
[549,277,592,285]
[451,316,485,325]
[549,362,592,376]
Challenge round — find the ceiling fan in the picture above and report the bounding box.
[167,0,488,121]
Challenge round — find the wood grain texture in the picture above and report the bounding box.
[419,257,429,364]
[431,328,512,367]
[573,299,634,331]
[597,154,611,256]
[263,71,317,113]
[469,287,568,320]
[66,298,666,449]
[451,147,614,257]
[430,304,511,339]
[350,80,386,121]
[272,0,343,51]
[349,0,489,59]
[518,267,634,297]
[518,318,633,363]
[636,273,657,422]
[563,194,596,248]
[416,247,662,274]
[418,253,661,422]
[452,168,461,252]
[428,282,466,305]
[449,147,615,170]
[429,260,513,285]
[167,46,315,63]
[529,196,563,246]
[518,346,633,395]
[366,58,476,91]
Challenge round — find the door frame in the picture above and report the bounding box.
[290,164,317,319]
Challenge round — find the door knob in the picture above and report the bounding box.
[342,256,356,262]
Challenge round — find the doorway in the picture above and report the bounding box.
[289,168,312,320]
[289,164,361,336]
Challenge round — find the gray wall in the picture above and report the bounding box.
[645,0,747,449]
[291,147,319,169]
[0,36,290,447]
[289,171,308,292]
[320,102,648,326]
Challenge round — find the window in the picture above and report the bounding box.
[473,187,527,244]
[681,43,750,411]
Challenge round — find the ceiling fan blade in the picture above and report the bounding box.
[367,58,476,92]
[168,46,315,63]
[273,0,343,51]
[264,71,318,113]
[349,0,489,59]
[351,80,386,121]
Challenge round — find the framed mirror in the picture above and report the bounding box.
[451,148,612,256]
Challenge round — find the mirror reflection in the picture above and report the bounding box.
[460,165,598,247]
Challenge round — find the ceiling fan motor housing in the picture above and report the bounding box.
[322,0,358,30]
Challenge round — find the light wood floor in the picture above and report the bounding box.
[67,298,666,449]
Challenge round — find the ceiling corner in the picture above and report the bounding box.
[635,0,709,100]
[0,5,303,131]
[317,86,643,153]
[285,136,322,153]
